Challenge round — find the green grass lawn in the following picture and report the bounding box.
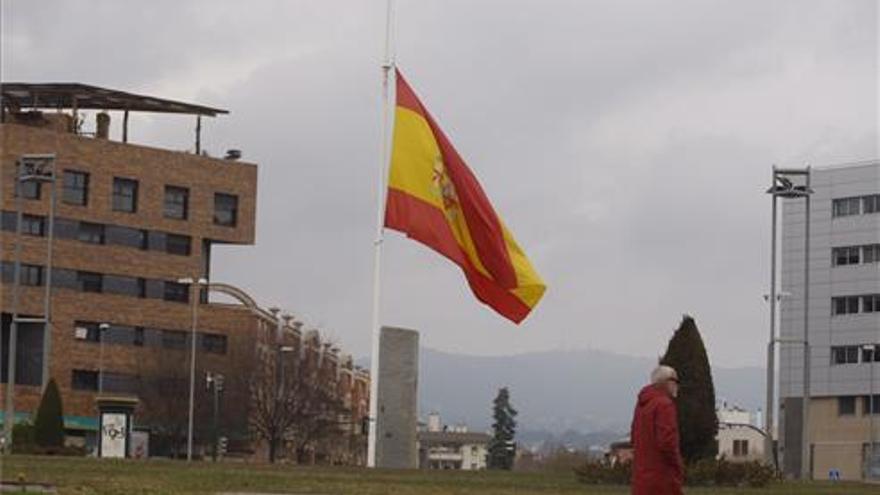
[3,455,876,495]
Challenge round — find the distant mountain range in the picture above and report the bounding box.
[414,348,764,449]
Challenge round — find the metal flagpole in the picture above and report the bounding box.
[367,0,396,468]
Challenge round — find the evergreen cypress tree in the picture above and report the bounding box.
[33,378,65,448]
[488,387,518,470]
[660,315,718,464]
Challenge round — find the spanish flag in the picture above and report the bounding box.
[384,69,546,324]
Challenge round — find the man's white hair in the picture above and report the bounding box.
[651,365,678,384]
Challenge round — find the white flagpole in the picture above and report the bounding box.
[367,0,395,468]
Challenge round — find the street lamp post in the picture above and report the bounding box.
[98,323,109,394]
[766,166,813,479]
[762,290,790,470]
[267,308,297,461]
[4,154,56,451]
[178,276,207,462]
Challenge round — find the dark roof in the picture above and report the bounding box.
[1,83,227,116]
[418,431,491,445]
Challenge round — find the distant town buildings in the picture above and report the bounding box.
[0,83,368,462]
[418,412,490,470]
[779,160,880,480]
[716,402,764,462]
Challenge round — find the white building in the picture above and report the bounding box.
[778,160,880,480]
[418,413,490,470]
[717,404,765,462]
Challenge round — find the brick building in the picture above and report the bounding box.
[0,83,368,461]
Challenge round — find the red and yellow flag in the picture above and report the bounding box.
[384,69,546,324]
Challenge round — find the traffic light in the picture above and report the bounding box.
[217,436,228,457]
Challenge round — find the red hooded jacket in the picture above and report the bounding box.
[630,385,684,495]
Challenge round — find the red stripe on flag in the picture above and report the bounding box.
[385,188,533,323]
[394,69,518,290]
[395,70,427,116]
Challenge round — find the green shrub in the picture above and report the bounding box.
[13,444,87,456]
[33,379,65,448]
[11,422,35,448]
[686,458,777,487]
[574,458,777,488]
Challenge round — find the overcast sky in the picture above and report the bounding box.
[2,1,877,367]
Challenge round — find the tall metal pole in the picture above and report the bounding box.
[269,307,282,462]
[368,0,395,469]
[801,167,812,480]
[98,323,108,394]
[868,354,880,478]
[41,167,56,391]
[273,309,282,398]
[208,372,222,462]
[195,115,202,155]
[868,346,875,479]
[766,168,778,469]
[4,172,25,449]
[186,279,200,462]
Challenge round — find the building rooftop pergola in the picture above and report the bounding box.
[0,82,228,152]
[0,82,227,116]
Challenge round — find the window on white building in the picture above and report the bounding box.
[833,197,861,217]
[832,346,860,365]
[838,396,857,416]
[732,439,749,457]
[863,195,880,214]
[832,296,860,315]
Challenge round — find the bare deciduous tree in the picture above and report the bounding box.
[250,342,346,464]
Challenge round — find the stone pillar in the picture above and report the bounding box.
[375,326,419,468]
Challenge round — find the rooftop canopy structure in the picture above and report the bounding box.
[1,82,227,116]
[0,82,228,151]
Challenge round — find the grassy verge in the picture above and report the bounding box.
[5,455,877,495]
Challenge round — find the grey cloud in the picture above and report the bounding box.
[2,0,876,367]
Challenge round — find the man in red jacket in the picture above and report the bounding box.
[630,365,684,495]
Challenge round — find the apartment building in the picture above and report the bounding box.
[418,413,490,470]
[778,160,880,480]
[0,83,369,460]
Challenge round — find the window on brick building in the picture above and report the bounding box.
[71,370,99,391]
[16,178,41,200]
[163,281,189,303]
[161,330,187,349]
[112,177,139,213]
[21,264,43,286]
[214,193,238,227]
[164,186,189,220]
[78,222,105,244]
[166,234,192,256]
[21,215,45,236]
[201,333,227,354]
[62,170,89,206]
[77,271,103,293]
